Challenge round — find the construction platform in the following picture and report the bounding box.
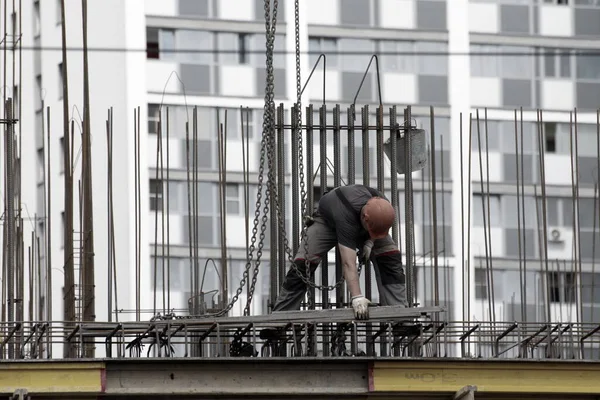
[2,357,600,399]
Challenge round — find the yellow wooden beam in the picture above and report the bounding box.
[370,360,600,394]
[0,362,105,394]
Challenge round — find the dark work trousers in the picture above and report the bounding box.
[272,215,407,311]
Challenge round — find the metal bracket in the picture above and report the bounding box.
[453,385,477,400]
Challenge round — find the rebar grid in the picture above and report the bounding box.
[3,317,600,361]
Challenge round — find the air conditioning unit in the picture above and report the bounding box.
[548,228,565,244]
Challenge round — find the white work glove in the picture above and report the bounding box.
[360,240,373,263]
[351,295,371,320]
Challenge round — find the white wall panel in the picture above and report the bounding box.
[308,69,340,102]
[539,5,572,37]
[306,0,338,25]
[470,77,501,108]
[147,62,181,93]
[225,216,248,248]
[471,227,504,257]
[541,80,574,111]
[471,152,503,183]
[217,0,253,21]
[380,0,415,30]
[382,73,417,105]
[220,65,256,97]
[145,0,177,16]
[469,2,499,33]
[544,154,574,186]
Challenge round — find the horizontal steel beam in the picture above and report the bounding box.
[105,359,368,396]
[184,305,444,325]
[2,358,600,398]
[371,359,600,395]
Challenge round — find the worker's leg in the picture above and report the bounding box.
[370,235,407,307]
[272,216,337,311]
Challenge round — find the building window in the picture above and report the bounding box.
[543,0,569,4]
[61,211,65,247]
[238,33,249,64]
[308,36,338,68]
[35,75,42,111]
[56,0,62,24]
[544,122,557,153]
[59,136,65,174]
[548,271,576,303]
[34,0,41,37]
[148,104,160,134]
[543,48,572,78]
[37,148,44,183]
[475,269,488,300]
[146,28,159,59]
[150,179,163,211]
[473,194,501,228]
[226,183,240,214]
[58,63,63,99]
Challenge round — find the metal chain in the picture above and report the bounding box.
[155,0,278,321]
[242,0,279,315]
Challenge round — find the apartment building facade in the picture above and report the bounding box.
[2,0,599,349]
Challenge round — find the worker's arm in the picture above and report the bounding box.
[338,244,360,296]
[339,244,370,319]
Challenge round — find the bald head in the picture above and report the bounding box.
[361,197,395,239]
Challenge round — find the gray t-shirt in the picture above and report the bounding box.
[317,184,386,250]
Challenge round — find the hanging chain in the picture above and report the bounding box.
[242,0,279,316]
[156,0,278,321]
[265,0,347,296]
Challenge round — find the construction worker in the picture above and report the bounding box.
[272,184,407,320]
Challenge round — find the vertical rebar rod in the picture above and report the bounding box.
[133,108,139,320]
[106,113,112,322]
[160,109,166,314]
[514,110,525,322]
[185,121,193,311]
[109,108,118,322]
[81,1,96,355]
[467,113,473,325]
[376,106,384,193]
[360,105,374,356]
[193,107,199,312]
[333,104,343,308]
[269,106,279,307]
[592,182,598,323]
[389,106,399,246]
[430,107,439,307]
[5,99,14,357]
[538,110,551,324]
[136,107,141,320]
[574,109,583,328]
[484,109,495,324]
[519,108,527,321]
[166,107,171,312]
[277,104,286,298]
[319,104,329,354]
[221,113,228,305]
[476,110,493,327]
[404,106,414,307]
[152,109,162,316]
[592,108,600,323]
[291,105,300,255]
[306,105,315,309]
[59,0,73,344]
[361,106,372,308]
[459,113,465,322]
[347,107,355,186]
